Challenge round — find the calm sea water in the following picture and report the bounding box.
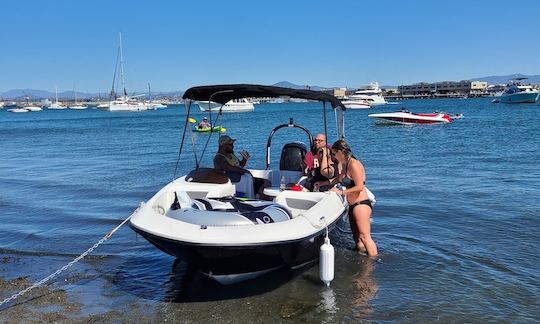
[1,99,539,321]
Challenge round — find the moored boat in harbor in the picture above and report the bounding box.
[368,109,452,125]
[497,78,539,104]
[198,98,254,112]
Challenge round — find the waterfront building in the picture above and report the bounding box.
[398,80,487,96]
[320,87,347,99]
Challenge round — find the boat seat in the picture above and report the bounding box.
[192,197,292,224]
[185,168,229,184]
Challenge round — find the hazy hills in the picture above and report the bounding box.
[2,74,539,99]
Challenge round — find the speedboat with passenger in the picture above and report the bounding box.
[497,78,539,104]
[130,84,371,284]
[368,109,452,125]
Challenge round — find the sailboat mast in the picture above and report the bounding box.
[119,32,127,98]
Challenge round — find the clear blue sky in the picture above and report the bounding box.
[1,0,539,92]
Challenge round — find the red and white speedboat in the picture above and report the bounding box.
[368,109,452,125]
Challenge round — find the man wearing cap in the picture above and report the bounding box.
[213,135,249,175]
[197,117,211,129]
[214,135,256,198]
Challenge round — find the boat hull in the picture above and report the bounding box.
[130,213,343,283]
[107,104,150,111]
[369,111,451,125]
[499,92,539,104]
[342,100,371,109]
[198,101,254,112]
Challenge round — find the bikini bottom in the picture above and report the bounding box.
[348,199,372,217]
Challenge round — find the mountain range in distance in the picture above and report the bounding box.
[2,74,539,99]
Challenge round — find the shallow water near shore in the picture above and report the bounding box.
[1,99,539,322]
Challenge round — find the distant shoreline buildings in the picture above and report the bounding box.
[327,79,539,100]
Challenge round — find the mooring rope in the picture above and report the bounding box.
[0,206,139,310]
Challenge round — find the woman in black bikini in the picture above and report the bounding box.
[330,140,378,257]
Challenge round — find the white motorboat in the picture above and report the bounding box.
[341,98,371,109]
[347,82,387,107]
[148,102,167,109]
[498,78,539,104]
[130,84,369,284]
[198,98,255,112]
[24,105,43,112]
[8,108,29,113]
[369,109,452,125]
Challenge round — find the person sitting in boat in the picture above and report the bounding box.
[214,135,270,199]
[197,117,211,129]
[303,134,338,191]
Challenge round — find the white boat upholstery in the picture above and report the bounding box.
[232,173,255,198]
[175,176,235,199]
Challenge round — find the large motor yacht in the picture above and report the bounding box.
[344,82,387,108]
[498,78,539,104]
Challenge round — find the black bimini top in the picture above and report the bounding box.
[182,84,346,110]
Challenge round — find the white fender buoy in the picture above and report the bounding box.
[320,236,335,286]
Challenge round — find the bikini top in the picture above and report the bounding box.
[340,158,365,188]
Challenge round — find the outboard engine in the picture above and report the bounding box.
[280,141,307,172]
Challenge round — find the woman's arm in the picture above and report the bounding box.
[318,148,335,179]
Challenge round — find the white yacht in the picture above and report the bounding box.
[48,87,67,109]
[25,105,43,112]
[498,78,539,104]
[21,97,42,111]
[68,90,87,110]
[198,98,254,112]
[105,33,150,112]
[8,107,29,113]
[345,82,387,108]
[108,97,150,111]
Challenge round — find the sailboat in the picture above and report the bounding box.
[68,88,88,110]
[106,33,150,112]
[48,86,67,109]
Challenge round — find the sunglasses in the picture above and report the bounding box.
[314,139,325,142]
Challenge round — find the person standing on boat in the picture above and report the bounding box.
[197,117,211,129]
[330,139,378,257]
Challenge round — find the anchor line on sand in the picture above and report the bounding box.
[0,206,140,310]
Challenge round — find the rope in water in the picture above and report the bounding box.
[0,206,139,310]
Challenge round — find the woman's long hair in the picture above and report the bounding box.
[332,139,353,159]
